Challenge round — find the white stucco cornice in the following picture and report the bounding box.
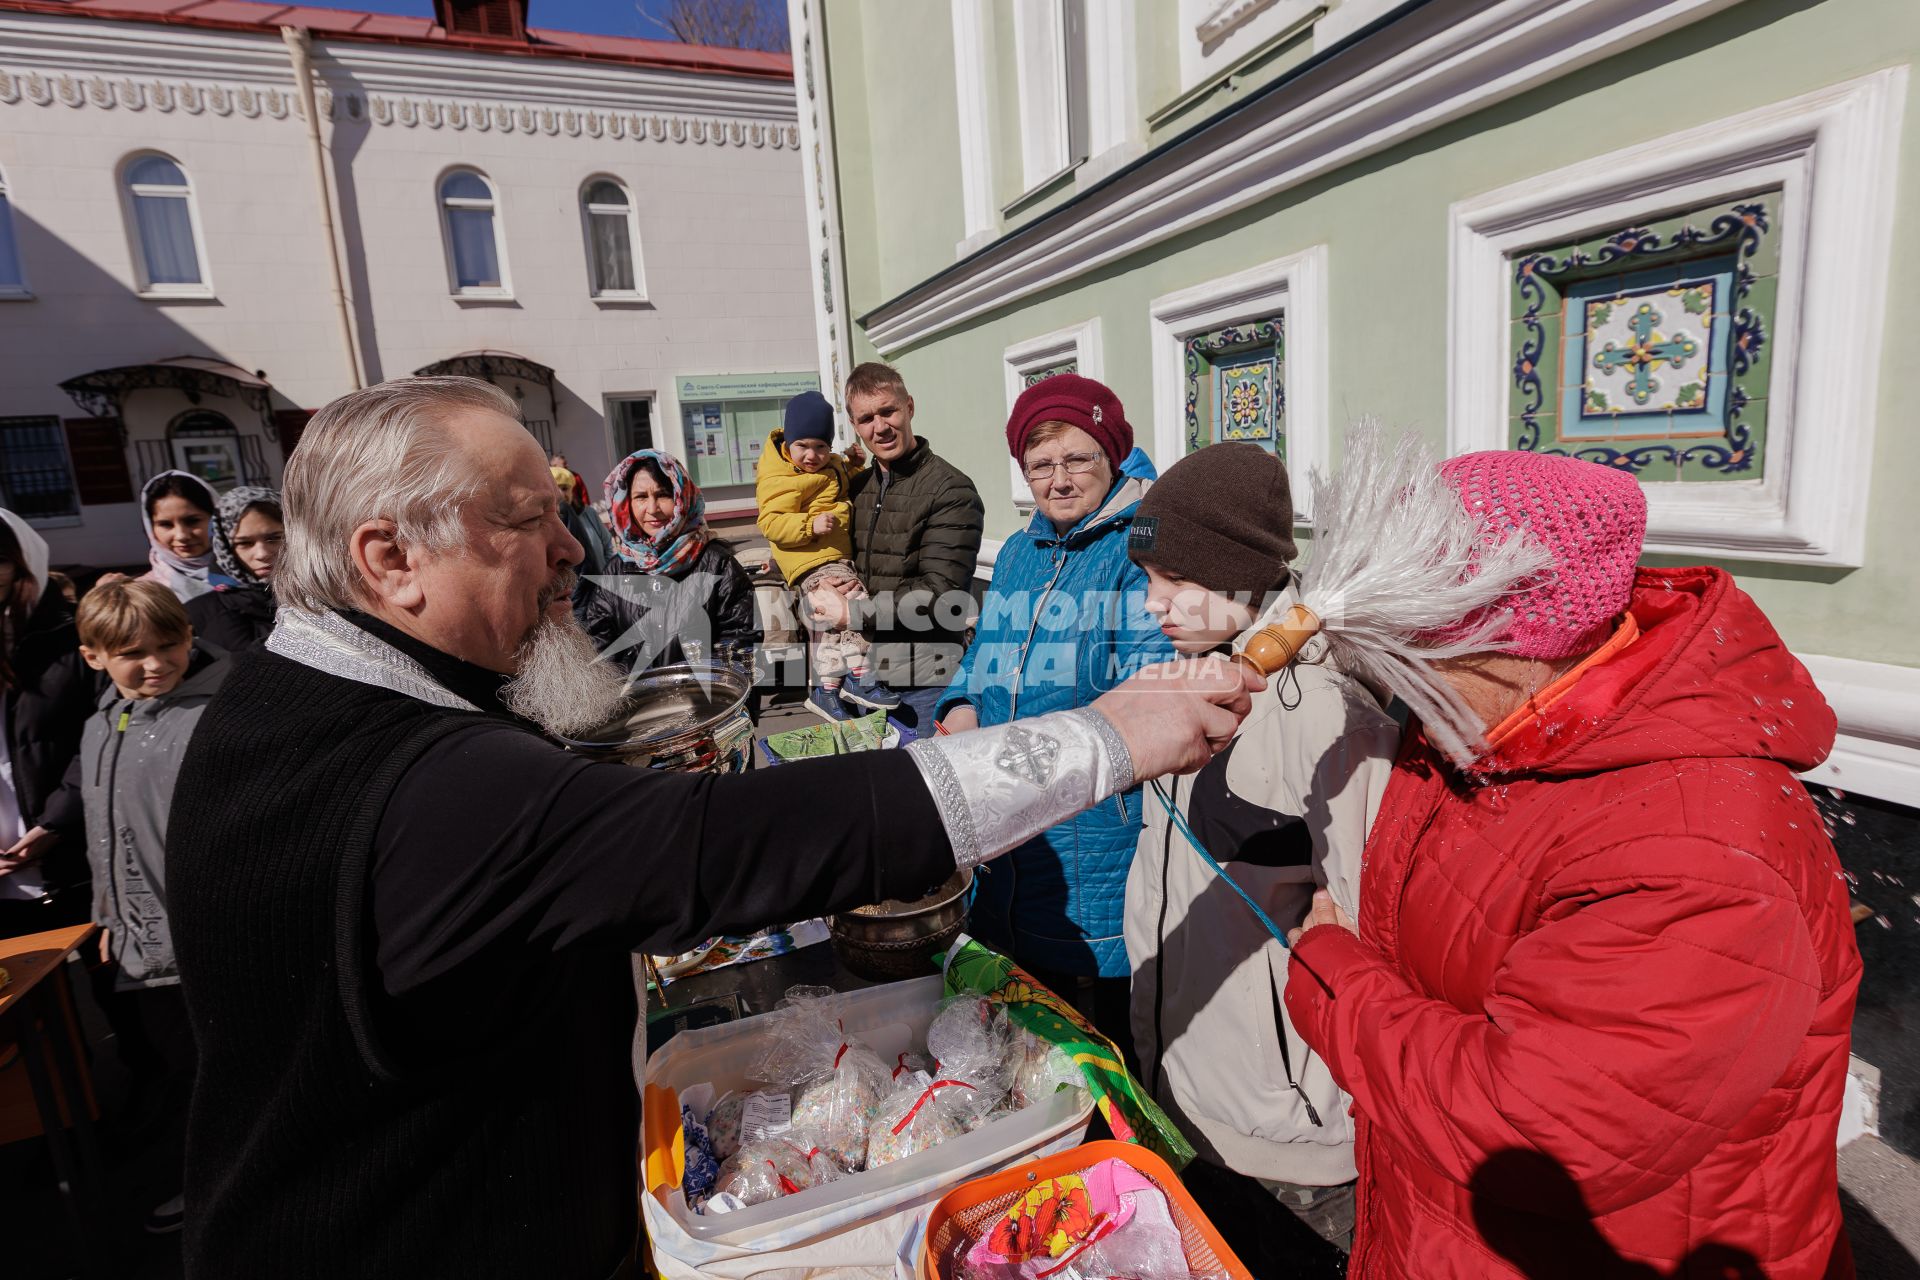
[0,10,797,125]
[858,0,1747,354]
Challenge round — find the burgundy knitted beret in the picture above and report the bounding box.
[1005,374,1133,470]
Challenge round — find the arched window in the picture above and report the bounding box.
[122,153,207,293]
[0,164,24,295]
[580,176,644,298]
[439,169,508,294]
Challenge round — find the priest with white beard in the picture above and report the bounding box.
[165,377,1258,1280]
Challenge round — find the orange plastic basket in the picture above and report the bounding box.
[919,1140,1254,1280]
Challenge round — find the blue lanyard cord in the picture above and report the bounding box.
[1148,779,1292,951]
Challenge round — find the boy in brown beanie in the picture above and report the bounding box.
[1121,442,1398,1264]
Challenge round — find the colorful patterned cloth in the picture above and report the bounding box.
[605,449,710,576]
[941,935,1194,1167]
[965,1158,1191,1280]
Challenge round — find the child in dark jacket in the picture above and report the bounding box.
[184,486,283,654]
[70,579,228,1234]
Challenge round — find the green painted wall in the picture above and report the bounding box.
[824,0,1920,668]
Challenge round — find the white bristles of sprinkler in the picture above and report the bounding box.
[1240,421,1552,768]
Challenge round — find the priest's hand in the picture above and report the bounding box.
[1093,656,1263,779]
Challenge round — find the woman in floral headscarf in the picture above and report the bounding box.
[573,450,760,674]
[184,485,283,653]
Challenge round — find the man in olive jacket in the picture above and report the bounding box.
[842,361,985,730]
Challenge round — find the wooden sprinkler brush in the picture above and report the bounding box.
[1210,422,1552,766]
[1231,602,1323,680]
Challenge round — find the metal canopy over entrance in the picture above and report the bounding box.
[414,349,560,454]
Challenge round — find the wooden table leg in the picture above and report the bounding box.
[38,968,107,1207]
[9,968,110,1279]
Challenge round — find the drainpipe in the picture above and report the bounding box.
[282,26,364,390]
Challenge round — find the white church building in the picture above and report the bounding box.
[0,0,820,566]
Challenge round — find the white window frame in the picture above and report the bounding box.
[579,174,648,303]
[1147,245,1329,523]
[0,164,28,300]
[951,0,999,256]
[1080,0,1138,183]
[1447,69,1906,568]
[437,167,513,300]
[118,151,213,299]
[1011,0,1085,196]
[1002,318,1104,513]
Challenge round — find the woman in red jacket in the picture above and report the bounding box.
[1284,450,1861,1279]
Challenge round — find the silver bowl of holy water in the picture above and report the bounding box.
[557,661,754,775]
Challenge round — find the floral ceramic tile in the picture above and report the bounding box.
[1508,191,1776,481]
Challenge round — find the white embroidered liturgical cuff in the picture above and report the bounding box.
[904,708,1135,870]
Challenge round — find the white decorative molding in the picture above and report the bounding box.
[0,69,294,119]
[1002,318,1105,512]
[788,0,854,425]
[1447,69,1906,567]
[1798,655,1920,809]
[1312,0,1404,47]
[1147,246,1328,522]
[862,0,1747,354]
[951,0,999,256]
[0,11,795,117]
[977,537,1005,578]
[0,9,798,152]
[0,66,804,150]
[1183,0,1321,93]
[1196,0,1282,46]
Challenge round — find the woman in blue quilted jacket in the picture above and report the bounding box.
[938,374,1175,1048]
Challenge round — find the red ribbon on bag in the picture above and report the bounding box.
[768,1141,822,1196]
[891,1080,975,1134]
[764,1158,802,1197]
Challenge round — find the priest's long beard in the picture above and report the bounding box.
[502,605,630,739]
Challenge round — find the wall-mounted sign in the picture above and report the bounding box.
[676,371,820,402]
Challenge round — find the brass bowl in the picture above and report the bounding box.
[556,662,754,774]
[829,868,973,982]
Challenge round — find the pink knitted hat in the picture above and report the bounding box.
[1440,450,1647,659]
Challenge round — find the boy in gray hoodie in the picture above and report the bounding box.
[1122,444,1397,1263]
[70,578,227,1233]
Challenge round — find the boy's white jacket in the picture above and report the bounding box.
[1125,590,1398,1187]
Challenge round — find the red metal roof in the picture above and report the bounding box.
[0,0,794,79]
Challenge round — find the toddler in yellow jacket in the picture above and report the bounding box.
[756,391,899,721]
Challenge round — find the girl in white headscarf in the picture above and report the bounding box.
[136,471,239,603]
[0,508,96,932]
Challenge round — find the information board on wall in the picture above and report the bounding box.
[677,371,820,402]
